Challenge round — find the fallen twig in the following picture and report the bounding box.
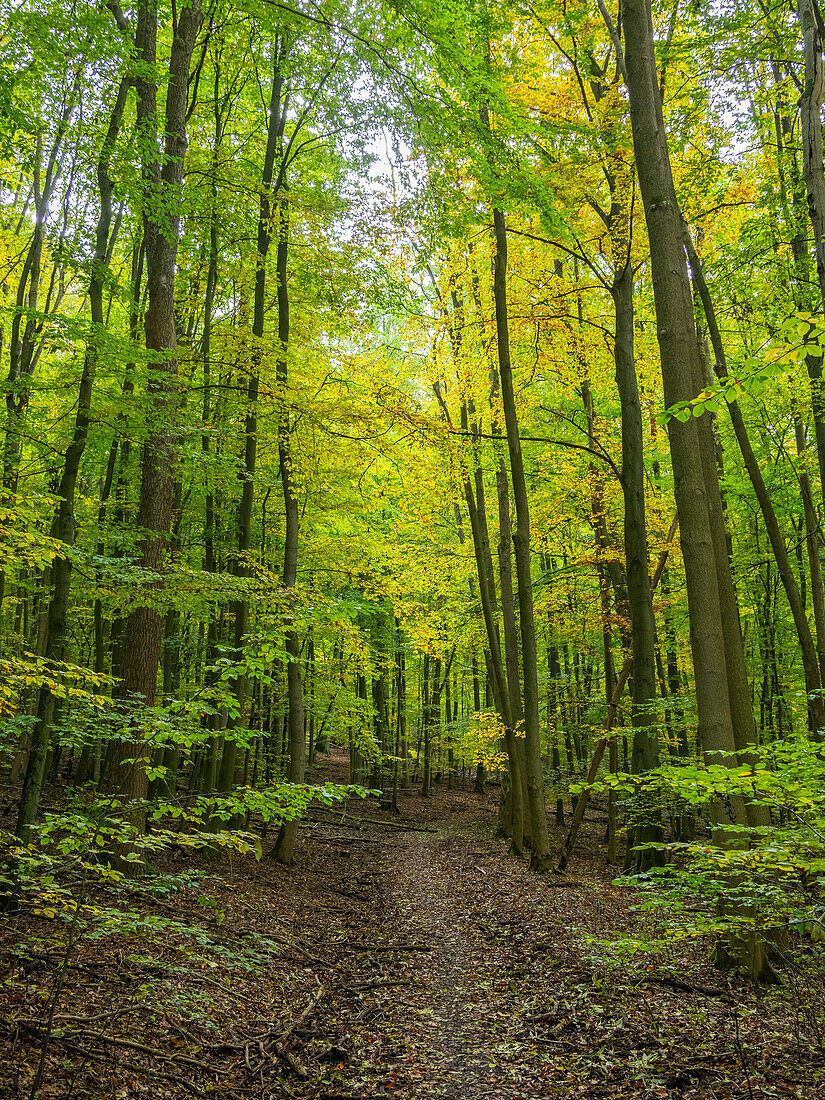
[338,941,432,953]
[345,979,417,992]
[271,982,326,1078]
[643,973,731,999]
[60,1041,210,1097]
[229,982,327,1081]
[308,813,436,833]
[231,926,332,968]
[12,1019,228,1075]
[186,969,258,1003]
[309,834,380,845]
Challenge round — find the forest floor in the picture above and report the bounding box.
[1,748,824,1100]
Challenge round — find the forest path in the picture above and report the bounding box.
[297,796,816,1100]
[305,816,594,1100]
[361,829,551,1098]
[388,833,515,1097]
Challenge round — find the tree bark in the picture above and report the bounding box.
[685,226,825,739]
[491,207,551,870]
[272,169,305,865]
[611,262,662,868]
[622,0,773,979]
[221,40,289,797]
[797,0,825,305]
[109,0,202,816]
[16,69,131,838]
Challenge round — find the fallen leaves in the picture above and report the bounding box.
[1,761,823,1099]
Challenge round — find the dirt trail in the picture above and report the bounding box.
[394,837,509,1097]
[307,826,559,1100]
[390,833,558,1098]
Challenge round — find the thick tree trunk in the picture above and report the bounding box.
[623,0,736,764]
[109,0,202,817]
[685,228,825,739]
[622,0,773,979]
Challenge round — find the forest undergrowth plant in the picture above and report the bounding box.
[581,735,825,980]
[781,952,825,1053]
[1,691,372,928]
[1,690,372,1099]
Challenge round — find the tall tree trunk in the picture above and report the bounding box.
[611,261,662,868]
[272,184,305,864]
[16,71,131,838]
[491,207,551,870]
[685,227,825,739]
[795,414,825,688]
[495,450,527,853]
[457,396,523,842]
[622,0,773,980]
[396,620,410,789]
[198,45,224,792]
[220,40,289,797]
[1,83,80,621]
[796,0,825,504]
[109,0,202,818]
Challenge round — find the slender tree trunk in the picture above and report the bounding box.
[221,42,288,797]
[795,414,825,687]
[491,207,550,870]
[272,183,305,864]
[16,72,131,837]
[396,621,410,789]
[2,77,80,508]
[494,450,526,852]
[796,0,825,504]
[458,400,523,841]
[444,277,525,830]
[611,261,662,868]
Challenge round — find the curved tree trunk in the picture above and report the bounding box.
[16,69,131,838]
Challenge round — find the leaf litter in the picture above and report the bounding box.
[0,753,823,1099]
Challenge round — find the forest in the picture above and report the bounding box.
[1,0,825,1096]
